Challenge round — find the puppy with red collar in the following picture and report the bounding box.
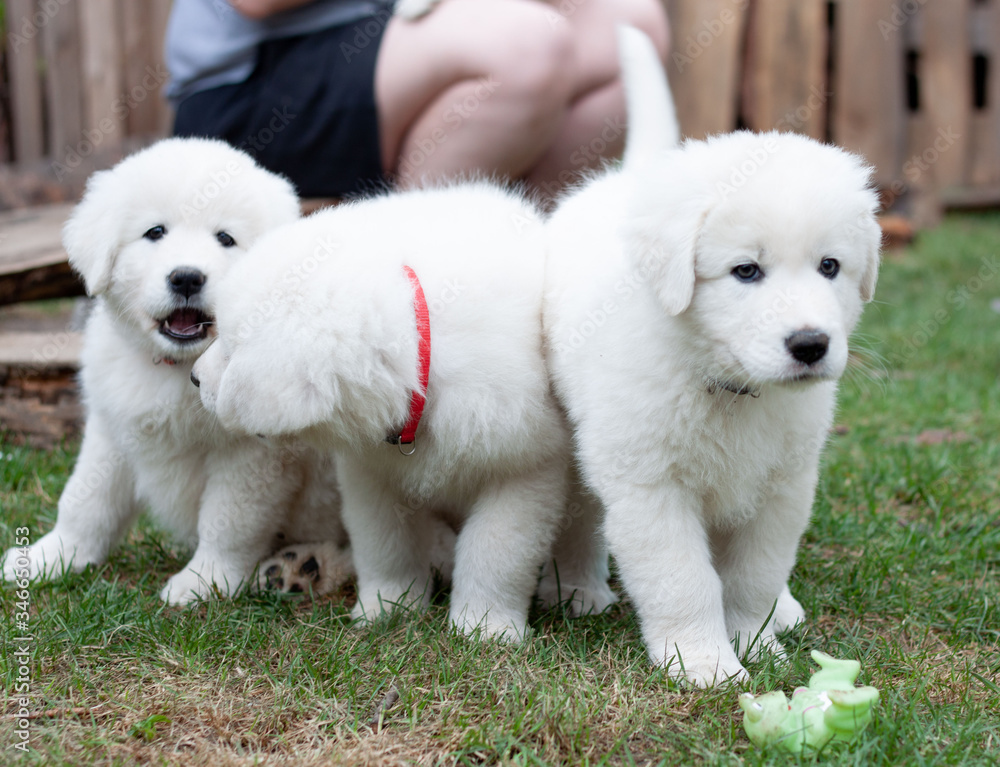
[193,181,615,639]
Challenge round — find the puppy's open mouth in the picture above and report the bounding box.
[158,308,213,343]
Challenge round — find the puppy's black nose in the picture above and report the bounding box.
[168,268,206,298]
[190,371,200,388]
[785,330,829,365]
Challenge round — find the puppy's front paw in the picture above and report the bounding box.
[2,532,98,582]
[257,541,354,596]
[652,644,748,688]
[682,657,749,688]
[772,585,806,632]
[160,568,215,605]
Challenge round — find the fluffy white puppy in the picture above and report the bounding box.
[193,181,614,639]
[543,29,882,685]
[1,138,348,604]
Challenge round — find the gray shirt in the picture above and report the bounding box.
[166,0,387,102]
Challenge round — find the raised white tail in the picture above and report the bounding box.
[617,25,681,172]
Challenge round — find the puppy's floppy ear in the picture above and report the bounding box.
[623,196,708,317]
[851,161,882,303]
[63,170,123,296]
[215,350,334,437]
[859,214,882,303]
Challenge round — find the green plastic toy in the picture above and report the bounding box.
[738,650,880,754]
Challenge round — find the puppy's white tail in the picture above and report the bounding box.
[617,25,680,172]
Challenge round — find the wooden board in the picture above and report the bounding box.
[832,0,906,188]
[0,332,83,367]
[7,0,46,163]
[665,0,749,138]
[0,197,334,307]
[0,204,84,306]
[42,0,85,160]
[79,0,125,151]
[969,0,1000,188]
[122,0,173,137]
[915,0,971,190]
[0,363,83,449]
[742,0,828,138]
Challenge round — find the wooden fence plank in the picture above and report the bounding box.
[969,0,1000,189]
[79,0,124,151]
[665,0,749,139]
[151,0,176,135]
[915,0,971,191]
[121,0,171,137]
[6,0,46,163]
[832,0,906,189]
[742,0,828,138]
[41,0,84,162]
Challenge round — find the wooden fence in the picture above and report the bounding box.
[0,0,998,219]
[1,0,172,194]
[666,0,1000,221]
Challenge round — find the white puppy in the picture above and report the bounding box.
[1,138,349,604]
[543,29,882,685]
[193,181,615,639]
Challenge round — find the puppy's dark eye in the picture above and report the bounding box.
[732,263,764,283]
[216,231,237,248]
[819,258,840,279]
[143,225,167,241]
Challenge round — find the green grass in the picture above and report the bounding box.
[2,213,999,765]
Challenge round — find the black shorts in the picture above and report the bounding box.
[173,14,389,197]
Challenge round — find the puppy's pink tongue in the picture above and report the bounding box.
[167,308,203,336]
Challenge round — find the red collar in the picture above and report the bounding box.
[389,265,431,454]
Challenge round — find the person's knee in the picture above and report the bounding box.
[493,8,575,107]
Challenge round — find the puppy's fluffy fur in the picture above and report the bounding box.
[194,182,615,639]
[543,29,881,684]
[1,138,348,604]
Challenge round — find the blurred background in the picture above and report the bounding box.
[0,0,998,446]
[0,0,997,221]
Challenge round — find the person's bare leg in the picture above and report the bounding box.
[375,0,575,185]
[526,0,670,197]
[374,0,669,195]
